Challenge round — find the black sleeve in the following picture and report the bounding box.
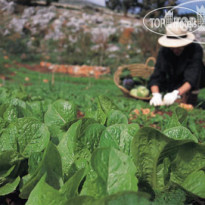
[183,44,203,89]
[148,48,166,89]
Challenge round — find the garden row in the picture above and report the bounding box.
[0,84,205,204]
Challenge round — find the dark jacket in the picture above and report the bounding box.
[148,43,205,92]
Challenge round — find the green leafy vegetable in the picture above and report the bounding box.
[20,142,63,199]
[0,117,50,158]
[81,147,138,197]
[99,124,139,155]
[44,99,77,139]
[0,176,20,196]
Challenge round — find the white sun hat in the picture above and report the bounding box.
[158,21,195,47]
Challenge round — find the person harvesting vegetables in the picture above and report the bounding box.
[149,21,205,106]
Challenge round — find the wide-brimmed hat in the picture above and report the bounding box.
[158,22,195,47]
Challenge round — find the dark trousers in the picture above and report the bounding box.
[176,90,199,106]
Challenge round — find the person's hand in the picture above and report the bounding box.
[163,90,180,105]
[150,93,163,106]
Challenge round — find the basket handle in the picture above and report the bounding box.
[145,57,156,67]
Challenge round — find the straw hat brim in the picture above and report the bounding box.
[158,32,195,47]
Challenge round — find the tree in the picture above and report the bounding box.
[122,0,137,16]
[12,0,58,6]
[105,0,123,12]
[106,0,137,16]
[105,0,177,17]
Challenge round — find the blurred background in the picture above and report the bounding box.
[2,2,205,205]
[0,0,182,75]
[0,0,205,77]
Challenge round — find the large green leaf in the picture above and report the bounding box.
[131,126,199,191]
[57,120,82,180]
[66,149,90,181]
[0,176,20,196]
[0,165,17,187]
[0,117,6,135]
[26,175,67,205]
[97,96,118,115]
[80,167,105,198]
[44,99,77,138]
[59,168,86,198]
[128,123,141,136]
[92,96,119,125]
[180,170,205,198]
[8,98,33,118]
[162,126,199,163]
[164,126,198,143]
[58,119,101,181]
[96,100,107,125]
[71,192,151,205]
[0,104,18,122]
[0,165,16,183]
[155,157,171,190]
[26,169,86,205]
[28,100,44,121]
[175,107,188,124]
[28,152,44,175]
[59,118,104,179]
[0,151,22,171]
[20,142,63,199]
[106,110,128,126]
[0,118,50,158]
[99,124,139,155]
[131,127,172,191]
[171,143,205,185]
[79,123,105,153]
[0,101,34,122]
[164,112,181,130]
[84,96,118,125]
[66,196,97,205]
[87,147,138,196]
[102,191,151,205]
[154,188,186,205]
[164,107,187,129]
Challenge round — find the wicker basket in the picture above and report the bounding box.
[114,57,156,101]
